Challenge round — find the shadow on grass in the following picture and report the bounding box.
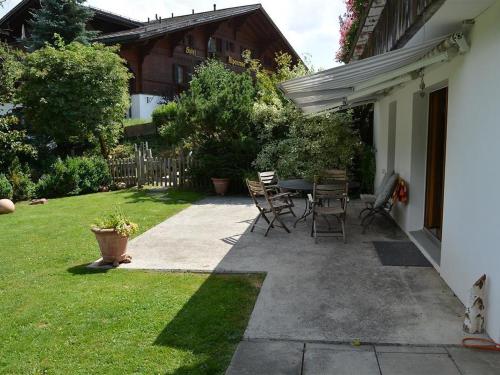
[67,264,112,275]
[153,273,264,375]
[117,188,203,206]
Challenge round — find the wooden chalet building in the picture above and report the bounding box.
[0,1,300,119]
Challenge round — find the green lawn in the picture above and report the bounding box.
[0,190,263,374]
[123,118,152,127]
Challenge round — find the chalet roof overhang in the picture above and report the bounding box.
[94,4,302,64]
[0,0,142,31]
[280,33,468,116]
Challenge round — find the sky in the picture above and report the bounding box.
[0,0,345,69]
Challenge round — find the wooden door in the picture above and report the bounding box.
[424,87,448,240]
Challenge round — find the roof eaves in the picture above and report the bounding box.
[0,0,33,27]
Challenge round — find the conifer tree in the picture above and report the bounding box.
[28,0,98,50]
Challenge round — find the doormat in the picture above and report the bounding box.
[373,241,432,267]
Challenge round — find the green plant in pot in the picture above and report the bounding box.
[91,210,138,267]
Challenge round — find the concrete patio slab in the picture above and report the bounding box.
[121,197,256,271]
[225,341,303,375]
[118,196,472,345]
[377,352,460,375]
[303,344,380,375]
[447,347,500,375]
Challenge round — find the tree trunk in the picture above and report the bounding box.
[98,132,109,159]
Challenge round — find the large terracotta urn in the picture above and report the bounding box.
[0,199,15,215]
[91,228,132,267]
[211,178,230,196]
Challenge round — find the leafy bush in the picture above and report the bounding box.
[152,102,178,127]
[0,174,13,200]
[92,210,138,237]
[0,115,37,171]
[35,156,111,198]
[8,161,35,202]
[254,111,360,180]
[163,60,256,191]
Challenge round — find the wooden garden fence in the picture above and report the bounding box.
[108,143,201,189]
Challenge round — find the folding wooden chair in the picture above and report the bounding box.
[246,179,295,236]
[310,181,348,243]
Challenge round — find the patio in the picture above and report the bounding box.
[121,196,468,345]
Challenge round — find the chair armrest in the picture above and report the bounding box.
[269,192,292,201]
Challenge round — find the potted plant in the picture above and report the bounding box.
[91,211,138,267]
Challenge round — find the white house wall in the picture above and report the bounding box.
[130,94,163,120]
[373,1,500,342]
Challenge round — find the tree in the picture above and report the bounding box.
[28,0,98,51]
[0,116,37,170]
[161,59,256,187]
[18,38,131,157]
[0,42,24,105]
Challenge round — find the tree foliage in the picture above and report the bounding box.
[161,60,256,183]
[18,38,131,157]
[255,111,361,180]
[248,52,361,180]
[28,0,98,51]
[0,116,37,171]
[0,42,24,105]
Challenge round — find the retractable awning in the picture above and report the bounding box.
[280,33,469,115]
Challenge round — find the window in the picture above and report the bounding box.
[208,37,216,54]
[173,64,185,85]
[226,40,235,52]
[185,34,194,47]
[216,38,223,53]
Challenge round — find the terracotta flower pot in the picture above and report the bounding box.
[91,228,132,267]
[211,178,230,196]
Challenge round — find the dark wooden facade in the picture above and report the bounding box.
[120,11,295,98]
[1,3,300,100]
[352,0,444,60]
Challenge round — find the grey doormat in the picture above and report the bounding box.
[373,241,432,267]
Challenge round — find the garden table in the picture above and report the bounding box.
[278,179,314,227]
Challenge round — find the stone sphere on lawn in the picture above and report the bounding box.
[0,199,15,214]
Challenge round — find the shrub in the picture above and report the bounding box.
[9,165,35,202]
[35,156,111,198]
[254,111,361,180]
[0,174,13,200]
[152,102,178,127]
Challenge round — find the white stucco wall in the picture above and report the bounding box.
[373,2,500,342]
[130,94,163,120]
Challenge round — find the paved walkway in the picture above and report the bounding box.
[108,196,499,373]
[226,340,500,375]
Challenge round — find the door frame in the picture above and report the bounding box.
[424,86,448,241]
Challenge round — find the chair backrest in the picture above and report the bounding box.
[247,179,266,200]
[258,171,279,188]
[375,172,393,196]
[313,183,347,201]
[373,173,399,209]
[322,169,347,183]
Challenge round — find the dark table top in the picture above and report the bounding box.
[278,179,313,192]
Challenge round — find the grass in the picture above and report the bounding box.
[0,189,263,374]
[123,118,152,127]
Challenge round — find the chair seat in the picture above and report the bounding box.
[315,206,345,215]
[360,194,376,203]
[259,201,293,212]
